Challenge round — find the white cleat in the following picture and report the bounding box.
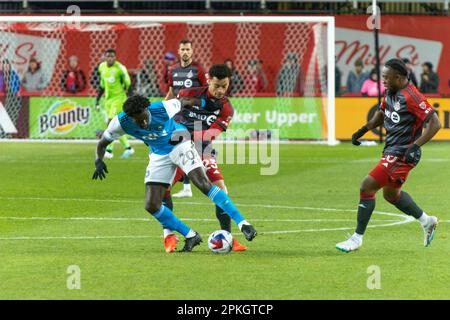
[336,234,363,253]
[104,151,114,159]
[172,189,193,198]
[121,148,135,158]
[423,216,438,247]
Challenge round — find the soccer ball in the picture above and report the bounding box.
[208,230,233,254]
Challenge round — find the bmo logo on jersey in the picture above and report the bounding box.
[188,111,217,126]
[184,79,193,88]
[385,110,401,123]
[174,79,193,88]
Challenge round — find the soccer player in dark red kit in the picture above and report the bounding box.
[336,58,441,253]
[166,39,208,198]
[163,64,249,253]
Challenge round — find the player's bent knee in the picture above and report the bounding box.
[383,190,401,204]
[360,176,380,194]
[145,201,162,214]
[199,180,213,195]
[188,168,213,194]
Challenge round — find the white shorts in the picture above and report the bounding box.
[144,141,204,185]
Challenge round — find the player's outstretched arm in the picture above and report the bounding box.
[92,137,111,180]
[92,116,124,180]
[352,109,384,146]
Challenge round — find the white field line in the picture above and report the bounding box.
[0,138,337,145]
[0,195,437,218]
[0,216,400,223]
[0,196,425,240]
[0,158,448,164]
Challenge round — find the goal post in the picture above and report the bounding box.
[0,15,336,145]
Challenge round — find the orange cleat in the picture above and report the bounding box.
[164,234,179,253]
[232,239,247,252]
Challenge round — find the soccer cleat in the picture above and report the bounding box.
[180,232,202,252]
[423,216,438,247]
[121,148,135,158]
[232,239,247,252]
[336,234,363,253]
[104,150,114,159]
[241,224,257,241]
[172,189,193,198]
[164,234,179,253]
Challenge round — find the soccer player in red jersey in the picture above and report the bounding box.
[166,39,208,198]
[163,64,248,253]
[336,58,442,253]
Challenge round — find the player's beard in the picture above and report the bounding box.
[182,55,191,63]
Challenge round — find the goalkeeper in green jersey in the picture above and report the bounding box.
[95,48,134,158]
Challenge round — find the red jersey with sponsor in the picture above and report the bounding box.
[167,61,207,96]
[177,86,234,143]
[379,83,435,157]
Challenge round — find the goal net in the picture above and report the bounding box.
[0,16,335,144]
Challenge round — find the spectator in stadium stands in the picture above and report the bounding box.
[135,59,162,97]
[402,58,418,87]
[276,52,304,96]
[419,62,439,94]
[346,59,369,93]
[22,57,46,92]
[61,55,87,94]
[0,59,20,95]
[246,59,268,94]
[224,58,244,96]
[360,68,385,97]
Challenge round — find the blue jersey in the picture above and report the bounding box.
[103,99,188,155]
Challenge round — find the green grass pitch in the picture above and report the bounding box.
[0,141,449,299]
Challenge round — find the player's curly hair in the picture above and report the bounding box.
[385,58,409,78]
[123,95,150,116]
[209,64,232,80]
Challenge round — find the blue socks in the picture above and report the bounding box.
[208,185,245,226]
[152,205,190,237]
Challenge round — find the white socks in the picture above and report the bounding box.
[186,229,196,238]
[165,228,195,238]
[163,229,173,238]
[352,233,363,243]
[238,220,250,231]
[418,212,430,227]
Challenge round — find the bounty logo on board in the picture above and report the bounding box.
[39,100,90,135]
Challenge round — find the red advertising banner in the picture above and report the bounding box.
[335,15,450,94]
[0,16,449,96]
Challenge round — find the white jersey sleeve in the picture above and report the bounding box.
[162,99,181,118]
[102,116,125,141]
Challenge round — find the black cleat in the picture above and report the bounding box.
[180,232,202,252]
[241,224,257,241]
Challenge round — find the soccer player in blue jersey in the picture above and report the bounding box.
[92,95,257,252]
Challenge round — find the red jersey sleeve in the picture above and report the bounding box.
[176,88,188,98]
[167,65,174,87]
[197,64,208,87]
[403,86,435,123]
[202,99,234,141]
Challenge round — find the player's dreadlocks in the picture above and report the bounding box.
[209,64,232,80]
[123,95,150,116]
[385,58,409,78]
